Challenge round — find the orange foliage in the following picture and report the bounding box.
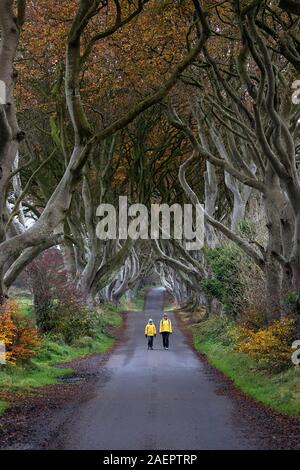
[0,301,40,365]
[16,1,190,116]
[236,318,296,372]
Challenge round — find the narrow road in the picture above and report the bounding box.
[49,287,262,450]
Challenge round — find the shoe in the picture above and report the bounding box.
[166,347,168,350]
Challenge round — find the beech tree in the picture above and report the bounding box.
[166,0,300,320]
[0,0,210,303]
[2,0,299,323]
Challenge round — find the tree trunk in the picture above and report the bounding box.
[0,1,25,302]
[204,162,219,247]
[263,164,284,321]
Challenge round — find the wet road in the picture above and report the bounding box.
[52,288,256,450]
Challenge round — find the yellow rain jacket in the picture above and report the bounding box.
[145,323,157,337]
[159,318,173,333]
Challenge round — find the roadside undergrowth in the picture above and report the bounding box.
[0,297,125,415]
[180,313,300,418]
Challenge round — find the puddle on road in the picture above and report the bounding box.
[59,376,85,384]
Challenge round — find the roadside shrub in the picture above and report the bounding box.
[237,307,263,328]
[283,291,300,317]
[201,245,245,316]
[0,301,40,365]
[50,305,98,344]
[72,336,94,349]
[26,249,63,332]
[236,318,296,372]
[26,248,81,334]
[231,245,272,327]
[238,219,257,239]
[49,297,109,344]
[193,315,237,347]
[44,332,65,345]
[0,305,15,363]
[26,248,96,342]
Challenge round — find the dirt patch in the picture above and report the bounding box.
[175,311,300,450]
[0,312,127,450]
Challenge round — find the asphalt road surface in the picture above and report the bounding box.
[47,287,267,450]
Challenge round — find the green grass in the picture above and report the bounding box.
[0,332,114,393]
[130,296,145,311]
[0,300,123,414]
[99,303,123,328]
[17,297,34,319]
[0,400,9,414]
[192,318,300,417]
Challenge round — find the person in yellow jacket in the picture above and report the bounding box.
[145,318,156,350]
[159,313,173,350]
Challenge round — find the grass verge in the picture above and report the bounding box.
[0,400,9,414]
[0,301,123,413]
[188,315,300,417]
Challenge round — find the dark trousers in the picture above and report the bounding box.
[147,336,154,349]
[161,332,169,348]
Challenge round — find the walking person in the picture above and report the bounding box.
[145,318,156,350]
[159,313,172,350]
